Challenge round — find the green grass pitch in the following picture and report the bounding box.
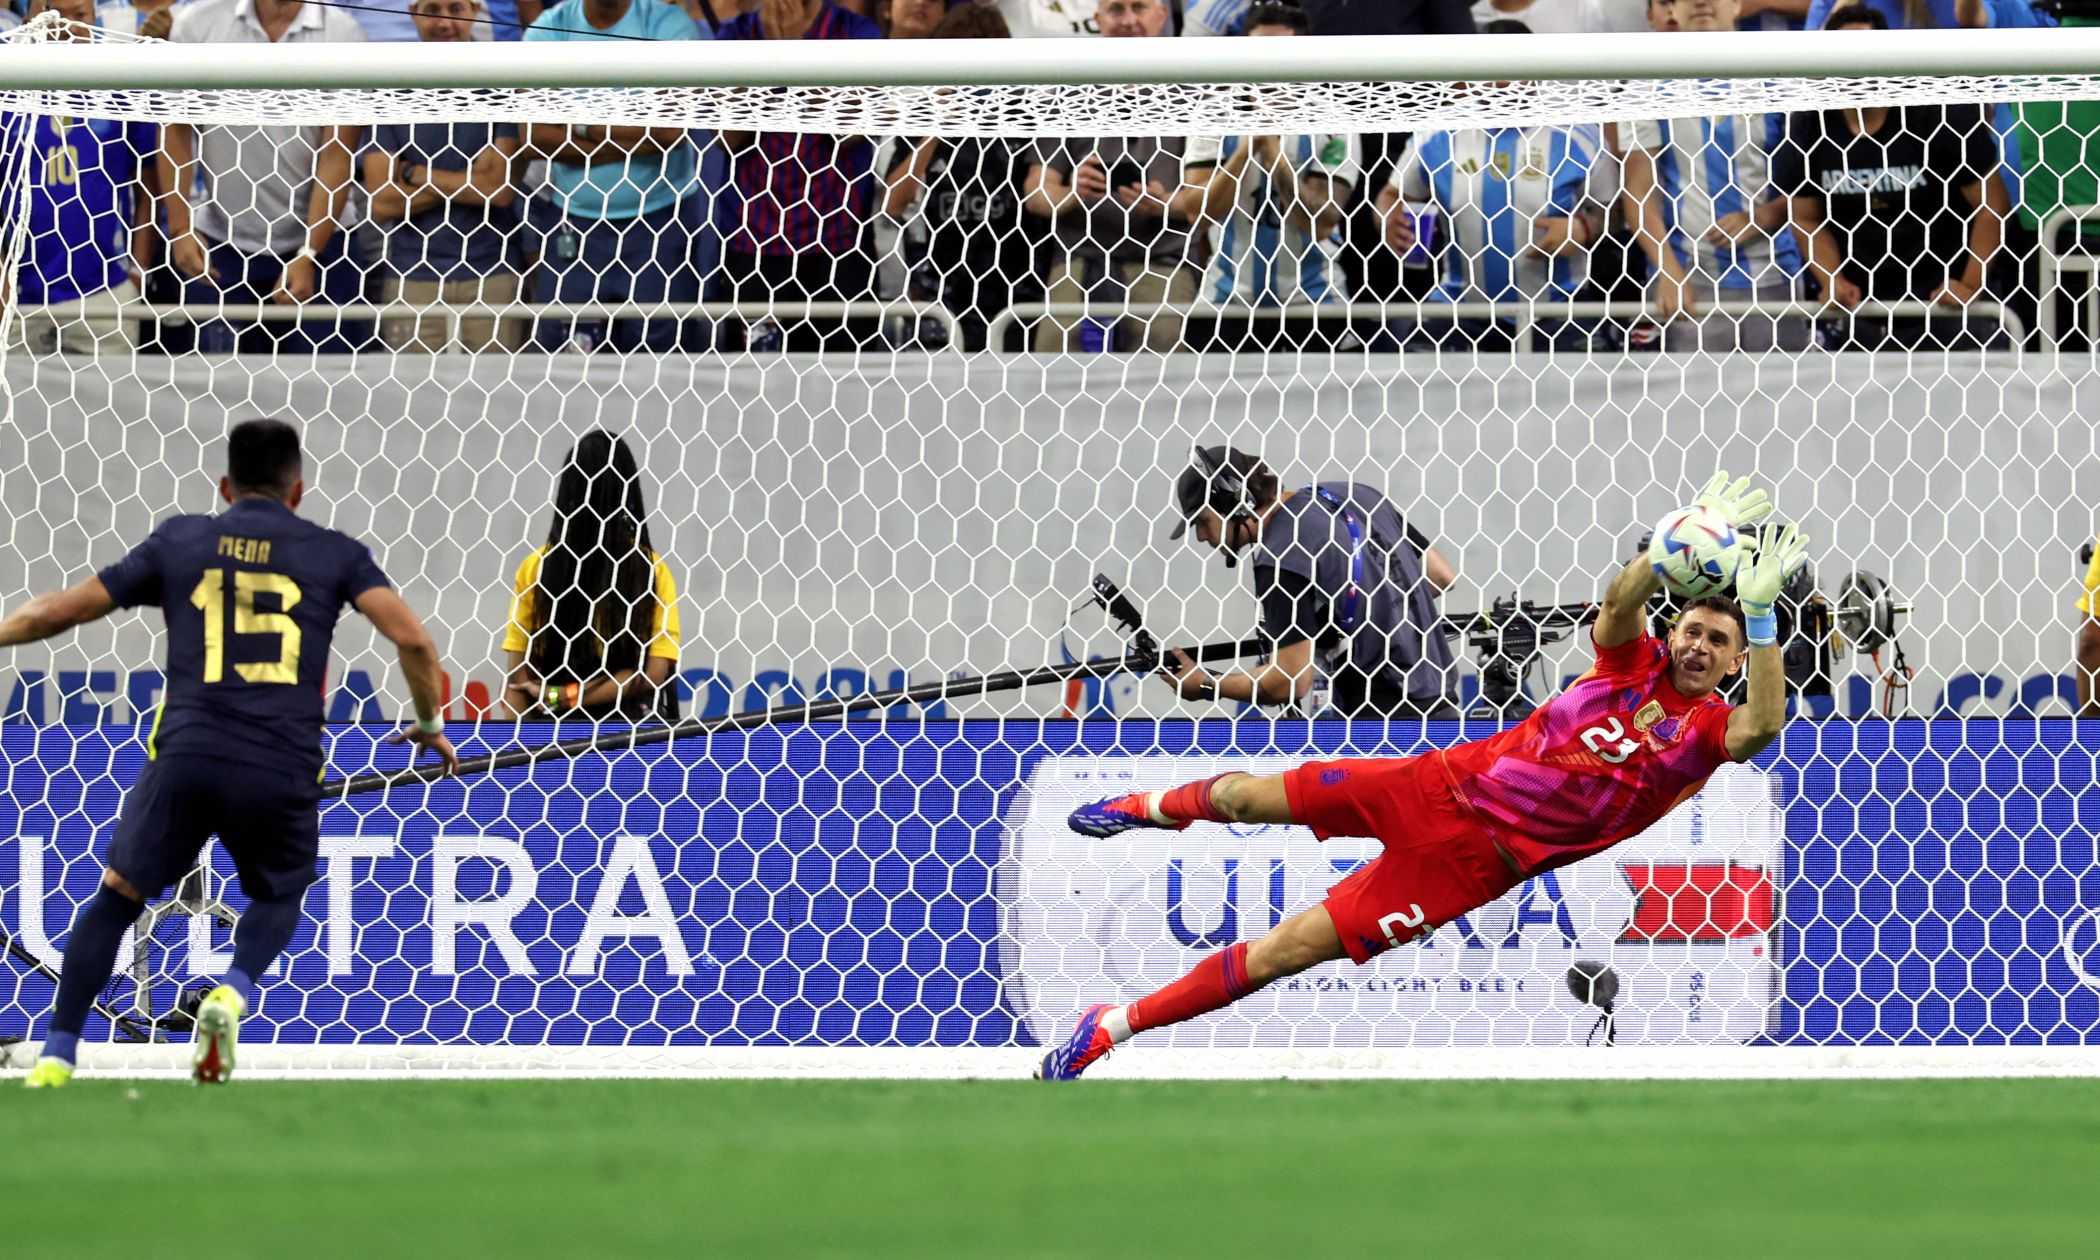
[4,1078,2094,1257]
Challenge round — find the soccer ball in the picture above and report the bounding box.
[1647,506,1743,598]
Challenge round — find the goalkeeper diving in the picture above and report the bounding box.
[1041,473,1807,1080]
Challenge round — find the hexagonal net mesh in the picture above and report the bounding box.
[1,12,2097,1076]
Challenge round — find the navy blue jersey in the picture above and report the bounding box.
[97,498,389,778]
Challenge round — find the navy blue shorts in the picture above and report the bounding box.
[106,757,322,901]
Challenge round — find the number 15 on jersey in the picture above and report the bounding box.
[189,568,302,684]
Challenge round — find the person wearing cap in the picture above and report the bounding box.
[1161,445,1460,719]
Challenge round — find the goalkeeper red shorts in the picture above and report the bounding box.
[1282,753,1519,965]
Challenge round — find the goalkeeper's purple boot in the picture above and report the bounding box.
[1035,1004,1116,1081]
[1067,794,1187,839]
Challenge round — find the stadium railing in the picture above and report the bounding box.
[7,300,962,351]
[2037,204,2100,345]
[989,299,2028,350]
[8,298,2024,354]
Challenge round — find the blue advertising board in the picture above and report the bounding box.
[3,721,2098,1047]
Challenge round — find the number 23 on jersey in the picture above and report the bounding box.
[1580,717,1640,764]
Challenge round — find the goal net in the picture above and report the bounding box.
[1,14,2097,1076]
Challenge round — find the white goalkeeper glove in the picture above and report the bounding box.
[1692,470,1774,531]
[1733,522,1810,647]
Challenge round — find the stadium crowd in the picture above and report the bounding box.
[5,0,2100,353]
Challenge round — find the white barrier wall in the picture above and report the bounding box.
[0,352,2086,722]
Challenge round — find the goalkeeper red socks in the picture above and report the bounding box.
[1102,941,1256,1044]
[1148,774,1234,825]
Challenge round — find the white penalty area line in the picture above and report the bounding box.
[30,1045,2100,1081]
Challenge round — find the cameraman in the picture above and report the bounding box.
[1161,446,1460,718]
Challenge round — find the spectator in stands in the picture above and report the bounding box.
[1181,0,1245,34]
[1000,0,1100,36]
[86,0,176,341]
[363,0,521,352]
[164,0,368,354]
[1173,3,1358,349]
[1467,0,1612,33]
[1735,0,1808,29]
[1295,0,1471,34]
[1779,4,2012,348]
[862,0,939,311]
[1619,0,1808,352]
[95,0,178,38]
[284,0,531,40]
[1594,0,1659,26]
[1376,25,1608,350]
[2012,13,2100,348]
[1289,0,1473,313]
[1803,0,2051,241]
[879,0,942,36]
[501,430,683,723]
[1580,0,1682,354]
[1804,0,2046,30]
[522,0,707,353]
[6,0,154,354]
[881,4,1045,349]
[1025,0,1194,352]
[718,0,882,352]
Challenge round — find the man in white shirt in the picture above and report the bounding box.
[1468,0,1611,34]
[163,0,367,352]
[998,0,1100,36]
[1618,0,1808,352]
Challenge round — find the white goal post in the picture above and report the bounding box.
[2,20,2100,1078]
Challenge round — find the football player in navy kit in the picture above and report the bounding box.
[8,419,458,1087]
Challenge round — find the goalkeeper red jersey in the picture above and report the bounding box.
[1437,630,1736,878]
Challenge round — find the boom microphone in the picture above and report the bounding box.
[1091,573,1147,638]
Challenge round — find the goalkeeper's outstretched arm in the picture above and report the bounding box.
[1724,636,1788,762]
[1593,558,1663,651]
[1724,523,1809,762]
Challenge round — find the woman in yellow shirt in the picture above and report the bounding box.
[500,431,682,721]
[2078,536,2100,716]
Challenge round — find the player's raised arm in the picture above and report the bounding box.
[0,576,117,647]
[355,586,460,775]
[1593,557,1665,650]
[1725,523,1810,763]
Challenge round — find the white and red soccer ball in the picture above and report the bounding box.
[1647,506,1742,599]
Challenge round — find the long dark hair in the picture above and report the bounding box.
[528,431,658,683]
